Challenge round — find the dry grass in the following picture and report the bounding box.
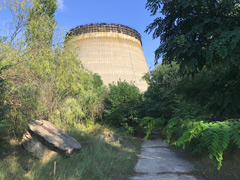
[0,123,141,180]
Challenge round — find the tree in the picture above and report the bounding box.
[26,0,57,46]
[146,0,240,74]
[0,37,10,135]
[0,0,107,136]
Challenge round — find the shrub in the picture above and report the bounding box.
[140,63,180,119]
[103,81,142,133]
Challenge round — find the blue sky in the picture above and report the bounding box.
[0,0,161,69]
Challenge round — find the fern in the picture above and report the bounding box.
[174,121,206,148]
[162,117,180,143]
[229,119,240,148]
[174,121,231,170]
[141,115,240,170]
[167,119,234,169]
[141,117,165,139]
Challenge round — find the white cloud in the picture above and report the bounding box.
[57,0,64,11]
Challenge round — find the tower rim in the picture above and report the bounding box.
[66,23,142,45]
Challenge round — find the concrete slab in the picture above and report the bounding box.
[131,138,204,180]
[142,139,169,148]
[135,147,194,173]
[131,173,203,180]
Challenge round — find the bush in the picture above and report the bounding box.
[140,63,180,119]
[102,81,142,133]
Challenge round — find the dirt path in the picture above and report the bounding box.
[130,134,205,180]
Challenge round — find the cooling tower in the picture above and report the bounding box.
[66,23,149,92]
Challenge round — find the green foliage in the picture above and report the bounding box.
[103,81,142,133]
[0,0,107,137]
[173,121,207,148]
[140,63,180,119]
[141,117,165,139]
[142,0,240,171]
[0,121,10,135]
[1,38,107,136]
[162,117,182,143]
[141,63,240,169]
[172,120,240,170]
[142,116,240,170]
[0,37,11,135]
[176,64,240,120]
[93,73,103,89]
[26,0,57,46]
[142,114,240,169]
[146,0,240,73]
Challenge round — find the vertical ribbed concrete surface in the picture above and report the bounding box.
[67,24,149,92]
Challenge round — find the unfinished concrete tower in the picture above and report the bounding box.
[67,23,149,92]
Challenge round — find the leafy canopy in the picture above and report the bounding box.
[146,0,240,74]
[26,0,57,46]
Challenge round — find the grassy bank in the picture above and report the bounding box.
[0,123,141,180]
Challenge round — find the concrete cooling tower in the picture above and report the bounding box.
[66,23,149,92]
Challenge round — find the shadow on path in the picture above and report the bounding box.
[130,132,205,180]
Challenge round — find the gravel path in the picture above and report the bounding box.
[130,134,205,180]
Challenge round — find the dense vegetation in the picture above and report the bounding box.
[102,81,142,134]
[0,0,143,138]
[142,0,240,170]
[1,0,240,178]
[145,0,240,73]
[0,0,107,137]
[141,64,240,169]
[0,1,142,179]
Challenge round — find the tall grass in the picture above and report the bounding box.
[0,124,141,180]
